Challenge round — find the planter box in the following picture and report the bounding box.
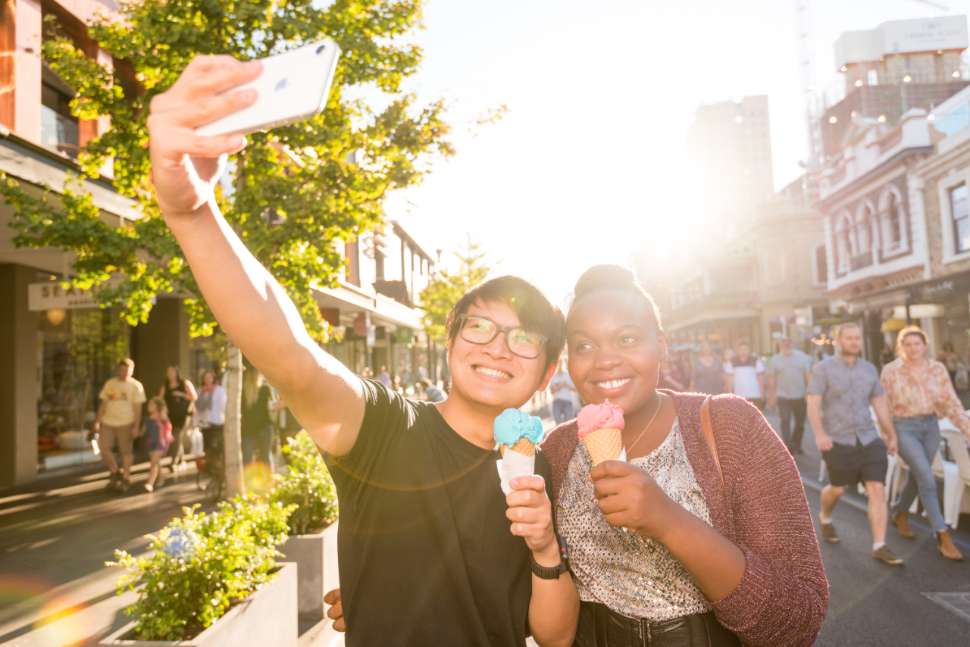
[99,562,297,647]
[279,524,338,621]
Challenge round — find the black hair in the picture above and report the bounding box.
[446,275,565,371]
[568,265,663,333]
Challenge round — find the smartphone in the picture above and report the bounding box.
[195,39,341,137]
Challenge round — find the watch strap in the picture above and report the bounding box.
[529,552,568,580]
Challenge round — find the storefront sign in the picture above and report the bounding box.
[28,283,98,311]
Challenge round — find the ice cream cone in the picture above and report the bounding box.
[582,427,623,465]
[500,437,536,458]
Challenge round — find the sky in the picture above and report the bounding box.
[382,0,970,307]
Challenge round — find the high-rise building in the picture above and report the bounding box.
[687,95,774,226]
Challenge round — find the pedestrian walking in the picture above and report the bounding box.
[377,365,391,388]
[723,340,765,410]
[141,397,173,492]
[938,341,961,387]
[158,366,197,471]
[416,378,445,403]
[242,369,276,470]
[550,359,578,423]
[881,325,969,561]
[806,322,903,566]
[767,337,813,454]
[194,370,227,488]
[690,341,724,395]
[93,358,146,493]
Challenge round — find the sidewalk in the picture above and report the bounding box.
[0,459,346,647]
[0,462,215,646]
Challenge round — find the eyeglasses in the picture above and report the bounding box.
[457,315,547,360]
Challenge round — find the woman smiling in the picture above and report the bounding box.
[542,265,827,647]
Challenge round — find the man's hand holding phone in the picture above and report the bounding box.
[147,56,261,221]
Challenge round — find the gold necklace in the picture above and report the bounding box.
[624,392,666,454]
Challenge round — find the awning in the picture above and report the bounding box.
[313,281,422,331]
[881,318,907,333]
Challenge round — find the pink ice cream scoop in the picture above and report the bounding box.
[577,402,625,438]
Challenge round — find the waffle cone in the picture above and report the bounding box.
[500,437,536,457]
[582,428,623,465]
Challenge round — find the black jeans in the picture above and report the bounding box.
[777,397,807,453]
[574,602,740,647]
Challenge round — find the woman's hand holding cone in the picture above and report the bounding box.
[590,460,679,541]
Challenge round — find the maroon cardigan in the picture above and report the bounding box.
[541,391,828,647]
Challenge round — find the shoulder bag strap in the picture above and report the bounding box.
[700,396,723,485]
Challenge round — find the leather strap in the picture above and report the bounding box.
[700,396,723,484]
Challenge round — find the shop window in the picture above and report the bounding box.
[37,308,129,466]
[950,183,970,254]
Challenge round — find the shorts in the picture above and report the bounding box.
[822,438,888,487]
[100,423,135,457]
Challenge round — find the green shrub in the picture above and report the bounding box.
[271,430,338,535]
[109,496,293,641]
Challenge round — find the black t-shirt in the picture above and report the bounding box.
[325,379,551,647]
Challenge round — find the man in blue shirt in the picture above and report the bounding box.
[806,322,902,566]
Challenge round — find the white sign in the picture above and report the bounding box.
[28,282,98,311]
[835,16,969,69]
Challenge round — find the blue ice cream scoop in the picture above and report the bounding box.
[493,408,544,448]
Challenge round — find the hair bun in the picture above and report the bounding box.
[574,265,636,298]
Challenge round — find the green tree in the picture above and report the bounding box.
[0,0,452,340]
[0,0,452,495]
[419,239,490,342]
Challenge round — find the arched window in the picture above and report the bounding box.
[855,206,873,255]
[878,188,908,254]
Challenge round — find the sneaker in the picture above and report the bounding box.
[820,521,840,544]
[892,510,916,540]
[872,545,904,566]
[144,483,154,493]
[118,478,131,494]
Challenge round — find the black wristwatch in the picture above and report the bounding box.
[530,542,570,580]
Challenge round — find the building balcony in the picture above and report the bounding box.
[849,252,874,272]
[373,279,413,308]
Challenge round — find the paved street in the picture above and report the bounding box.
[792,440,970,647]
[1,420,970,646]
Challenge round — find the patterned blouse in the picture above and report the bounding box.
[880,358,970,435]
[556,419,712,621]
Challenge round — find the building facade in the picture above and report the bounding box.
[659,178,828,357]
[687,95,774,232]
[813,17,970,366]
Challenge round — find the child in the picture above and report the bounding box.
[143,397,174,492]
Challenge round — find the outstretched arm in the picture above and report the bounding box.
[149,55,363,455]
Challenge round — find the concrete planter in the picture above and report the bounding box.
[279,523,338,621]
[98,562,297,647]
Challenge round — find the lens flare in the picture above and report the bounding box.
[0,575,91,646]
[243,461,273,496]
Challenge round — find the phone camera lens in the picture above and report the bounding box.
[316,44,327,55]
